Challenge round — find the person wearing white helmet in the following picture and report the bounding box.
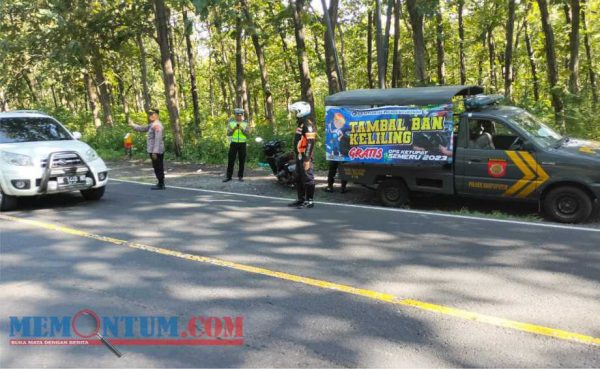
[287,101,316,208]
[224,108,250,182]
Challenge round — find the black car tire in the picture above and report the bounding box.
[80,186,106,201]
[378,179,409,207]
[0,187,18,211]
[543,186,593,223]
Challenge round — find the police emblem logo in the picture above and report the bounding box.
[487,160,507,178]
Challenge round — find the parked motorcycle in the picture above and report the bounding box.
[262,139,297,187]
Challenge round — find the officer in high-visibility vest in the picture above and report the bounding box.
[224,108,250,182]
[287,101,316,208]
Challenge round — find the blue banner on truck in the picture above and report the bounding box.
[325,104,455,164]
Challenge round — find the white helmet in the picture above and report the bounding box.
[288,101,311,118]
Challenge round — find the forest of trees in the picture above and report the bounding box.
[0,0,598,162]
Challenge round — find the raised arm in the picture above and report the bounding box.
[129,121,148,133]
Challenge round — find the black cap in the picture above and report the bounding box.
[147,108,159,115]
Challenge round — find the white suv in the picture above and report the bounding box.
[0,111,108,211]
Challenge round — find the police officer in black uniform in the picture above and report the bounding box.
[287,101,316,209]
[325,161,347,193]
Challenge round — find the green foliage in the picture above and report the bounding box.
[2,0,600,170]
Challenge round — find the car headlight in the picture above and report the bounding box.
[84,148,99,162]
[0,151,33,166]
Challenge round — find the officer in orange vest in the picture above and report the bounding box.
[287,101,316,209]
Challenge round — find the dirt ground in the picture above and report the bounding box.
[107,159,555,222]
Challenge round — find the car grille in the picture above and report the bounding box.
[41,153,83,168]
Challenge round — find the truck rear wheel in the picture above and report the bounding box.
[542,186,592,223]
[0,187,18,211]
[80,186,105,201]
[378,179,409,207]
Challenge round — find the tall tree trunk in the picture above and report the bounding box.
[268,3,298,82]
[382,0,394,84]
[312,31,324,65]
[243,45,253,121]
[563,3,572,24]
[0,90,8,112]
[477,50,484,86]
[581,0,597,104]
[83,72,102,129]
[23,73,38,104]
[323,0,340,94]
[367,10,374,89]
[458,0,466,84]
[406,0,427,85]
[166,7,177,73]
[375,0,384,88]
[209,20,233,112]
[435,2,445,85]
[240,0,274,128]
[391,0,402,87]
[128,64,140,112]
[568,0,580,94]
[291,0,315,113]
[208,49,215,116]
[486,30,498,90]
[504,0,516,100]
[253,87,259,116]
[116,74,131,125]
[235,16,249,117]
[220,36,236,110]
[65,88,75,112]
[337,25,347,85]
[537,0,565,130]
[82,84,88,112]
[51,84,59,110]
[168,9,187,112]
[154,0,183,156]
[91,48,114,127]
[267,3,293,115]
[512,18,526,90]
[183,9,201,135]
[219,76,229,113]
[524,20,540,102]
[136,33,152,112]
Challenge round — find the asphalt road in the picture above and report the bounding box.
[1,180,599,367]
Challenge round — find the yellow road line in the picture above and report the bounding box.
[2,214,599,348]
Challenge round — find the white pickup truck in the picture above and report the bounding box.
[0,111,108,211]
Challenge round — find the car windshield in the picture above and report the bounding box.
[508,111,562,148]
[0,117,72,143]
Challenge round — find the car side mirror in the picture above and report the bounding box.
[72,132,82,140]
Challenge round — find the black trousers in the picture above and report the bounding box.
[327,161,347,189]
[226,142,247,179]
[150,153,165,185]
[295,158,315,201]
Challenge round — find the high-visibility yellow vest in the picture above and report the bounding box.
[229,120,248,143]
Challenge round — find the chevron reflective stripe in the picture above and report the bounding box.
[504,151,535,196]
[518,152,550,198]
[503,151,550,198]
